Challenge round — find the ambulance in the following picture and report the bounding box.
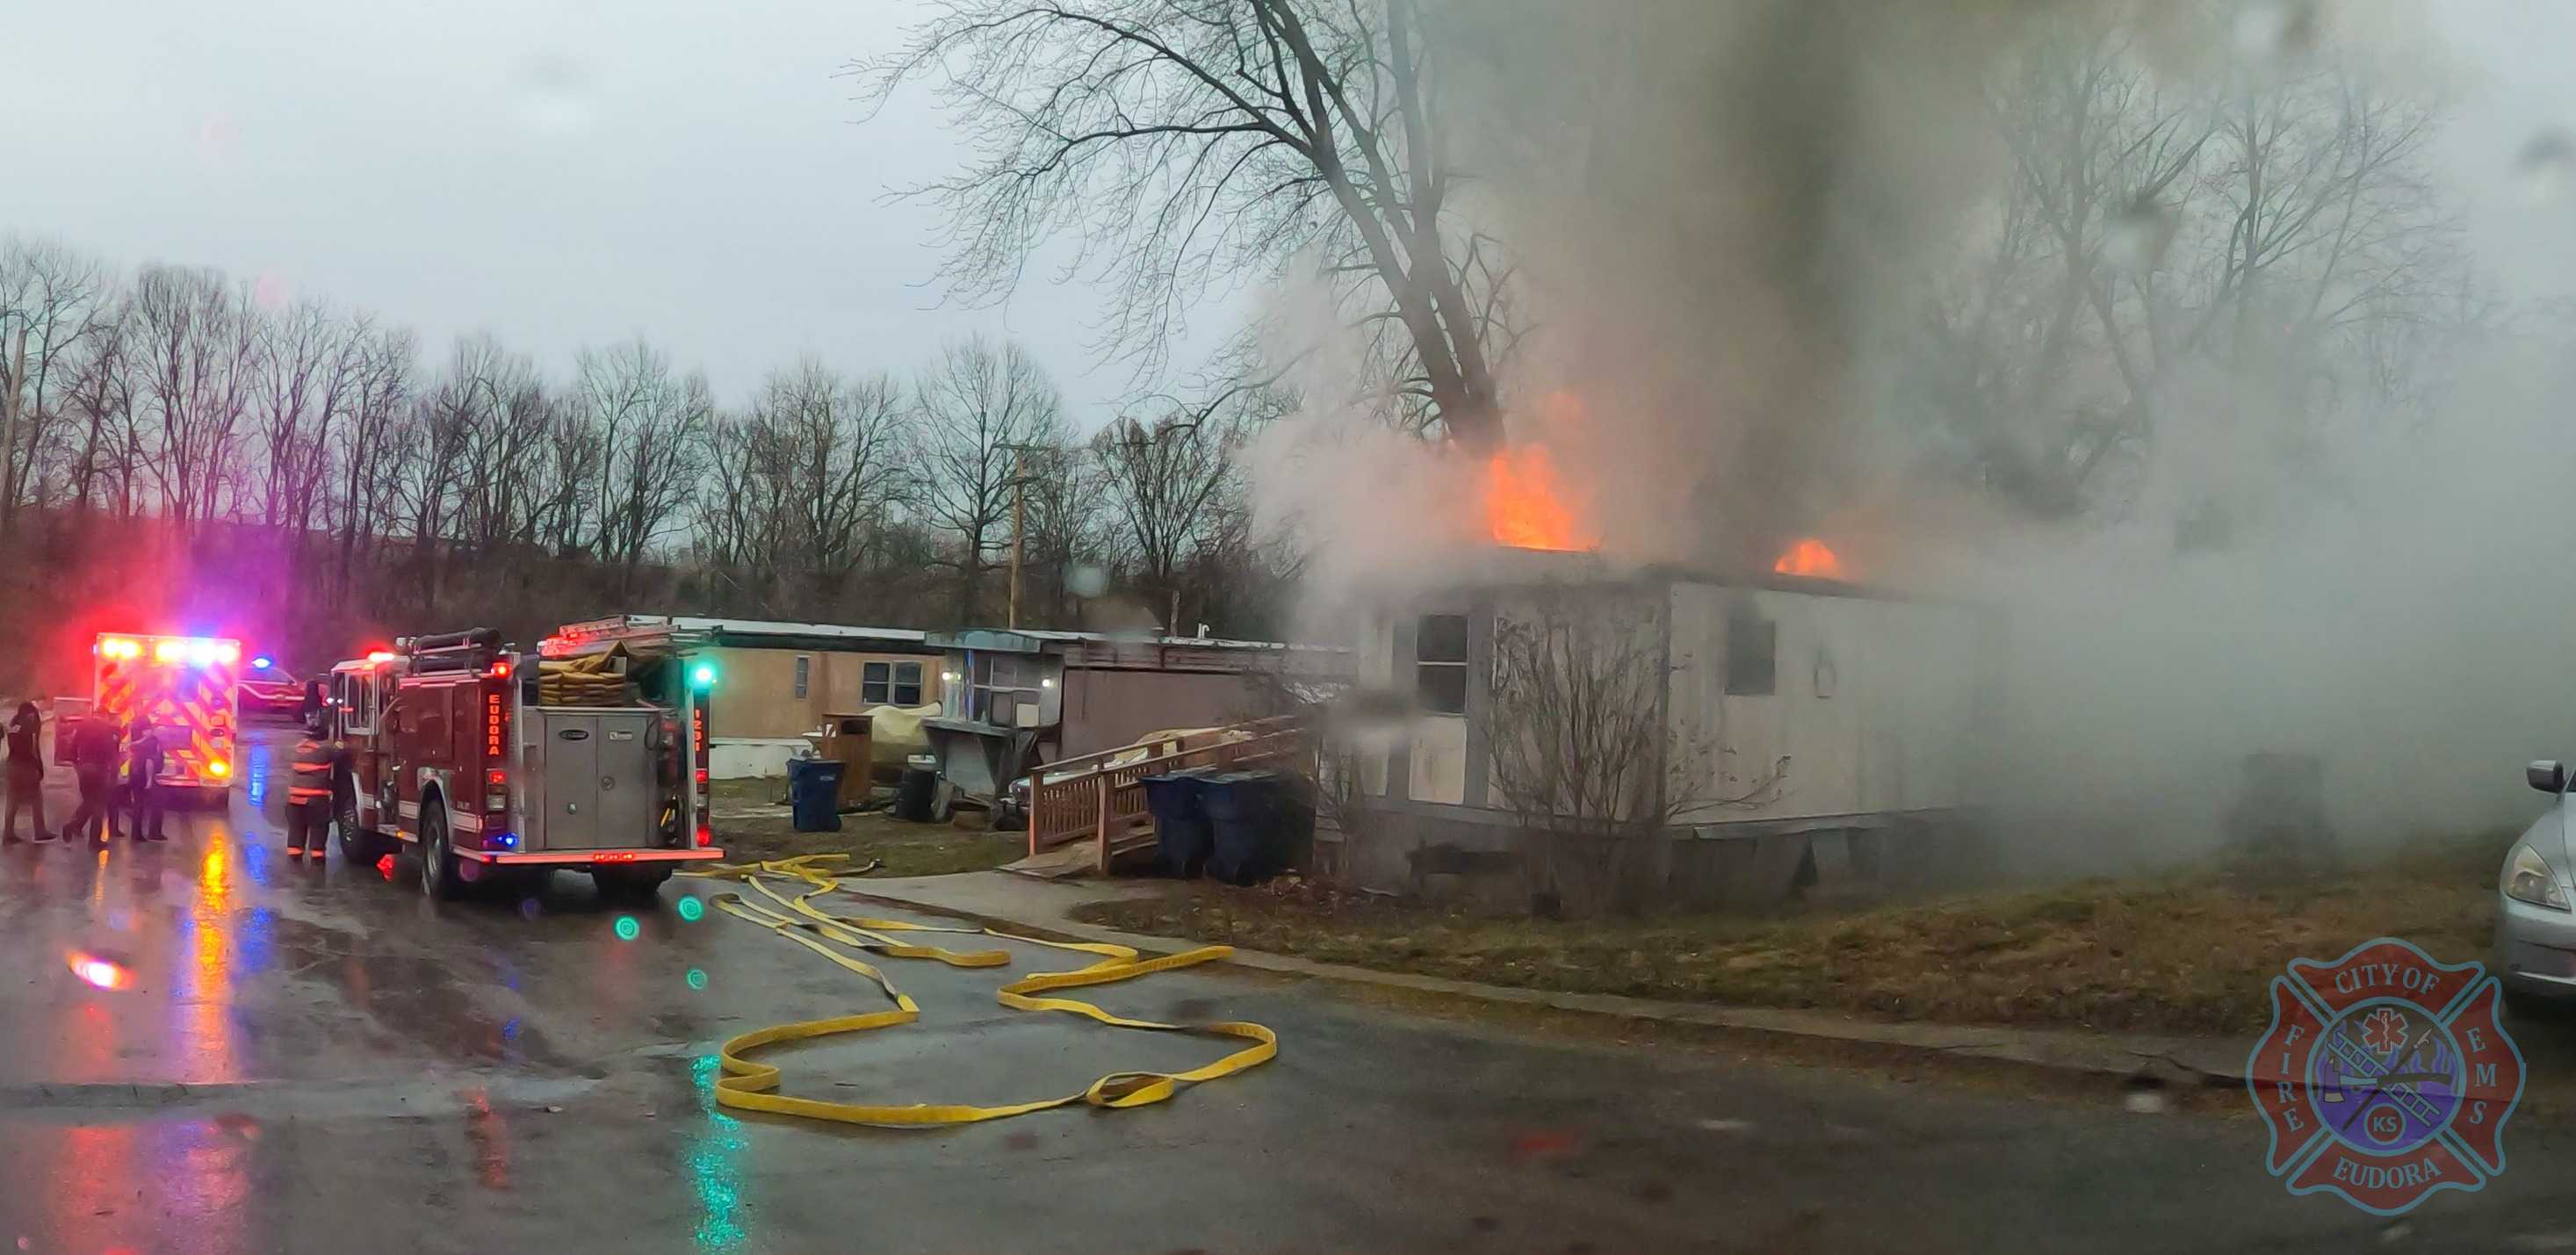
[83,632,243,802]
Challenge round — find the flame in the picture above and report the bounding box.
[1483,445,1597,552]
[1772,537,1846,580]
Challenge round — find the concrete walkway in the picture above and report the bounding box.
[841,871,2258,1087]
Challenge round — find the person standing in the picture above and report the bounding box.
[124,716,167,842]
[284,725,341,862]
[4,702,50,844]
[67,713,124,845]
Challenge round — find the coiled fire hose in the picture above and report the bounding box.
[679,855,1278,1127]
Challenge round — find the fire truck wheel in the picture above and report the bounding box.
[593,868,674,901]
[417,806,463,901]
[335,796,382,863]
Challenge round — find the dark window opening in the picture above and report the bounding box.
[1725,608,1776,696]
[793,655,811,700]
[891,660,923,707]
[862,660,890,705]
[1416,613,1469,715]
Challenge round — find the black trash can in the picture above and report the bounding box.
[894,765,939,823]
[788,759,846,833]
[1201,770,1288,885]
[1141,771,1216,878]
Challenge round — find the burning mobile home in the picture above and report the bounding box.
[1325,497,1992,913]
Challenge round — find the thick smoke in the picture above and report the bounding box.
[1252,0,2566,866]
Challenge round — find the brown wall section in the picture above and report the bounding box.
[1056,668,1266,760]
[704,646,944,739]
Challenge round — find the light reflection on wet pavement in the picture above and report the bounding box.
[9,728,2576,1252]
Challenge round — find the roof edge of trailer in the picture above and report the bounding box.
[1344,548,1973,606]
[925,628,1346,656]
[559,615,942,653]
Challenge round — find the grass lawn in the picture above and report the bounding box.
[1072,833,2508,1036]
[706,777,1023,877]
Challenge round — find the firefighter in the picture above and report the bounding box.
[66,713,125,844]
[4,701,50,844]
[124,716,168,843]
[284,725,341,862]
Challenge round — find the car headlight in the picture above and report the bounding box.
[2506,843,2572,911]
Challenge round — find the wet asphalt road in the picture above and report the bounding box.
[11,726,2576,1251]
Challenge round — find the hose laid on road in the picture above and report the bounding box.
[679,854,1277,1127]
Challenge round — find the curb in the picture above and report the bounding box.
[834,883,2255,1091]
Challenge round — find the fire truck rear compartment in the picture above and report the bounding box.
[522,707,660,852]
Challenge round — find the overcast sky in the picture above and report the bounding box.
[4,1,2570,423]
[0,0,1243,427]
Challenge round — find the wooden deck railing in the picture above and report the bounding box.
[1027,714,1310,875]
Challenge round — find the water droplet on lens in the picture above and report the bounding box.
[2233,0,2317,67]
[2517,129,2576,206]
[2104,197,2179,273]
[1066,565,1109,598]
[513,52,595,138]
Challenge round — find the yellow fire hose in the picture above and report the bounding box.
[678,855,1278,1127]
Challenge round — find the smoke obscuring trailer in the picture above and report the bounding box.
[1331,549,1992,911]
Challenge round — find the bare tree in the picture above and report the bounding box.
[858,0,1511,447]
[698,358,905,617]
[1094,408,1241,631]
[129,264,259,531]
[57,297,135,516]
[1014,438,1108,627]
[1485,588,1777,916]
[912,336,1066,624]
[0,237,110,526]
[331,324,417,598]
[576,340,705,602]
[1917,15,2468,523]
[578,337,711,598]
[249,302,363,530]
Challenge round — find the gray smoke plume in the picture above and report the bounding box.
[1253,0,2571,866]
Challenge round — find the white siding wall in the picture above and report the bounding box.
[1409,716,1469,805]
[1668,583,1976,823]
[1357,617,1393,797]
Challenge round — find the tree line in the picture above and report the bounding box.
[0,240,1290,691]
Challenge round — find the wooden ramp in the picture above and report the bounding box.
[1021,715,1308,878]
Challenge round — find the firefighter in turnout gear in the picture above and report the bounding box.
[124,716,168,842]
[284,728,344,862]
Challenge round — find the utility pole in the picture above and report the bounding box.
[1007,444,1026,630]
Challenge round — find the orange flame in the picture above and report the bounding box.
[1483,445,1598,552]
[1772,537,1846,580]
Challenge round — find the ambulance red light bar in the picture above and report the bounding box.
[364,650,400,663]
[101,636,238,667]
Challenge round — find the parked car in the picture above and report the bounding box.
[2498,759,2576,1013]
[237,664,304,718]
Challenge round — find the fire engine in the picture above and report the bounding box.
[323,624,722,901]
[76,632,242,801]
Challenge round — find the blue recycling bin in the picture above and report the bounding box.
[788,759,846,833]
[1141,771,1216,878]
[1201,770,1289,885]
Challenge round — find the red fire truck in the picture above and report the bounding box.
[324,625,721,900]
[71,632,242,803]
